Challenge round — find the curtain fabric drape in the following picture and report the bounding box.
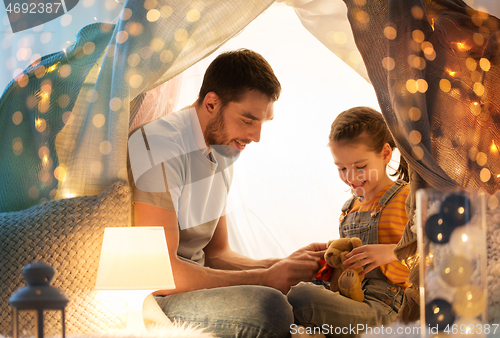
[342,0,500,321]
[128,74,183,133]
[279,0,370,81]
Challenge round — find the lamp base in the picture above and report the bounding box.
[125,290,154,334]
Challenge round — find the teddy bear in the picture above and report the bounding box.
[316,237,365,302]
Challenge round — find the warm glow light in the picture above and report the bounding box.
[439,79,451,92]
[456,42,469,51]
[473,82,485,96]
[406,79,418,93]
[430,18,435,31]
[480,168,491,182]
[46,63,59,72]
[54,166,67,181]
[447,70,456,76]
[412,30,425,43]
[383,26,397,40]
[96,227,175,333]
[147,9,161,22]
[492,141,498,152]
[480,58,491,72]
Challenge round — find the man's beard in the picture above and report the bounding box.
[204,106,240,158]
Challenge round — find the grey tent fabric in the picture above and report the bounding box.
[343,0,500,321]
[0,23,115,212]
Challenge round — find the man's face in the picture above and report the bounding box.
[204,89,274,157]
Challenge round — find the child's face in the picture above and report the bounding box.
[330,141,392,201]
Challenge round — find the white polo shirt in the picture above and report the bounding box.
[128,107,234,265]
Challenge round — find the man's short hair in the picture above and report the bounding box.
[197,49,281,107]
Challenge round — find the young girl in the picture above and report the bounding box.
[288,106,410,337]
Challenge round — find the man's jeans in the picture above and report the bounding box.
[155,285,294,338]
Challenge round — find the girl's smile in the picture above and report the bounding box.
[350,181,367,190]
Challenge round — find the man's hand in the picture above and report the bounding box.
[288,242,327,260]
[263,242,327,294]
[342,244,397,276]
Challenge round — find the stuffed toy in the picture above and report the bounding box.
[315,237,365,302]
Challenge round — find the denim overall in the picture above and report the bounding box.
[338,179,407,313]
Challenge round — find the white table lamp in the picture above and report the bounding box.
[95,227,175,333]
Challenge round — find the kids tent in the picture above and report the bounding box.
[1,0,500,324]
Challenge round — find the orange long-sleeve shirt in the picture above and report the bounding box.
[349,182,411,289]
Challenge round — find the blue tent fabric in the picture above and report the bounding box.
[0,23,115,212]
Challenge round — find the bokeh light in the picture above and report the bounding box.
[186,9,200,22]
[480,168,491,182]
[59,64,71,78]
[93,114,106,128]
[174,29,188,42]
[384,26,398,40]
[115,31,128,44]
[127,53,141,67]
[99,141,112,155]
[147,9,161,22]
[160,50,173,63]
[109,97,122,111]
[408,107,421,121]
[382,57,395,71]
[12,137,23,155]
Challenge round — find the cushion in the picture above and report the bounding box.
[0,181,131,335]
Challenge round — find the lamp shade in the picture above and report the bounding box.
[95,227,175,291]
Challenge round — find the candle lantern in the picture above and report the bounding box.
[9,261,69,338]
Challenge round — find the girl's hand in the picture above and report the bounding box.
[342,244,397,276]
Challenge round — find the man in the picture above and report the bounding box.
[128,49,325,337]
